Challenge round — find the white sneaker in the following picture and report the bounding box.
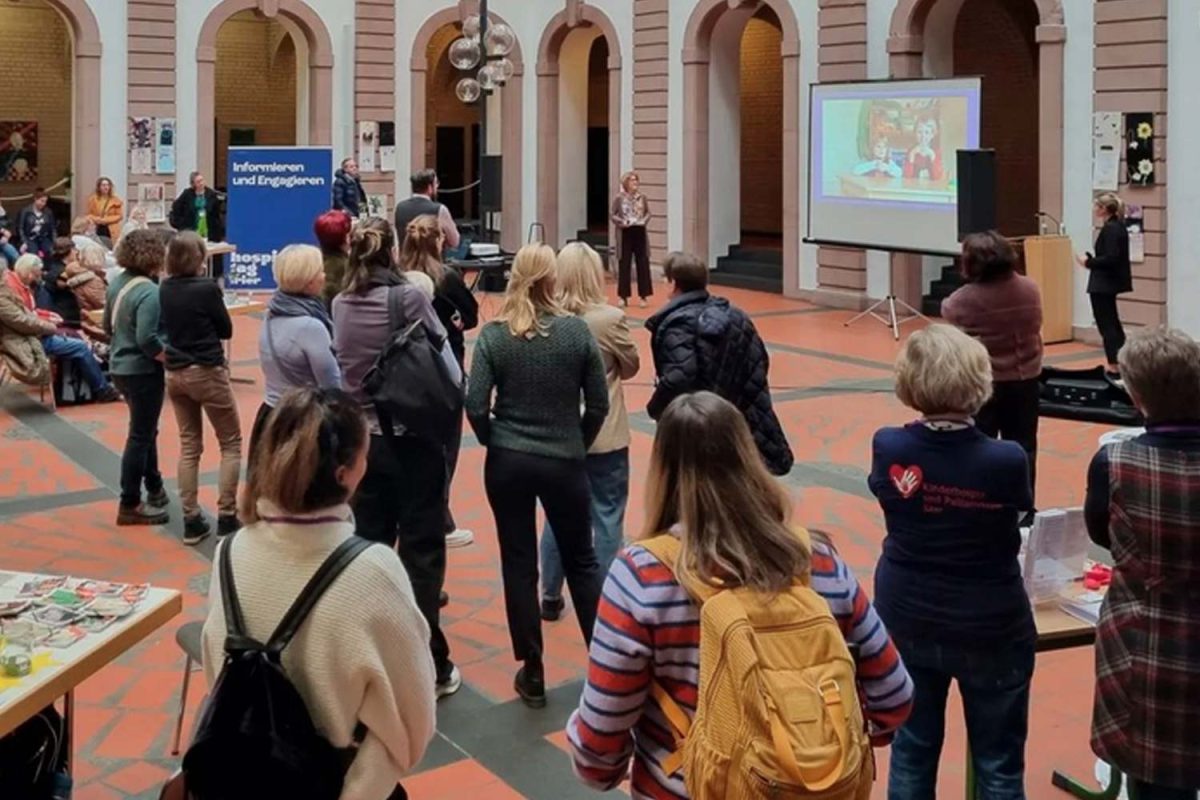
[445,528,475,548]
[436,665,462,699]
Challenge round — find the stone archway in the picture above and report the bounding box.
[411,7,525,252]
[536,5,622,248]
[44,0,102,212]
[886,0,1065,303]
[196,0,334,179]
[681,0,802,296]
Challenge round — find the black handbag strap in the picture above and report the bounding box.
[265,537,375,657]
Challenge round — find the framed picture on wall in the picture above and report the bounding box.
[0,121,39,181]
[1125,113,1154,186]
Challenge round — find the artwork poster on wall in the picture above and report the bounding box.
[1125,112,1155,187]
[155,118,176,175]
[0,121,39,182]
[129,117,154,175]
[378,122,396,174]
[138,183,166,224]
[358,121,378,172]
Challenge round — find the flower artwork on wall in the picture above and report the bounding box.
[0,122,38,181]
[1125,113,1154,186]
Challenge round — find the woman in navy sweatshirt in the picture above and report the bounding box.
[870,324,1035,800]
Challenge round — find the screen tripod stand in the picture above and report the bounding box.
[844,294,929,341]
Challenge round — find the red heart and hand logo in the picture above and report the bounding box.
[889,464,923,499]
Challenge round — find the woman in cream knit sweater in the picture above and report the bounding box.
[201,388,436,799]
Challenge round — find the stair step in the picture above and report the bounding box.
[940,264,961,282]
[726,246,784,265]
[574,230,609,248]
[716,258,782,281]
[709,271,783,294]
[922,297,944,318]
[929,279,962,298]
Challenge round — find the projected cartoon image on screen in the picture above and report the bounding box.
[821,96,968,205]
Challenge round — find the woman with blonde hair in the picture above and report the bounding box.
[86,176,124,243]
[611,171,653,307]
[539,242,639,621]
[567,391,913,798]
[333,216,463,700]
[201,387,436,799]
[401,214,478,549]
[250,244,342,464]
[870,324,1035,799]
[466,243,609,708]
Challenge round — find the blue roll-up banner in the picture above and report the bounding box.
[224,146,333,290]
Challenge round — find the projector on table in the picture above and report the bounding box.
[469,243,501,258]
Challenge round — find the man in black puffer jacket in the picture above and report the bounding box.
[646,252,794,476]
[332,157,367,217]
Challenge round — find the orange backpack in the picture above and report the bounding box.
[639,530,872,799]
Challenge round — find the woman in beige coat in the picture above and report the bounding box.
[539,242,640,621]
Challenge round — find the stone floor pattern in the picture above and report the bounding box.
[0,284,1113,799]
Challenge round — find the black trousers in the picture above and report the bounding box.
[618,225,652,301]
[354,433,451,679]
[443,404,463,533]
[976,378,1040,508]
[484,447,602,663]
[1090,292,1126,366]
[113,370,166,509]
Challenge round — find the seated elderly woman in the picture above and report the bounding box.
[869,324,1035,799]
[1085,327,1200,800]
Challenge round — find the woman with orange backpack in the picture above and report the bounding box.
[566,391,913,799]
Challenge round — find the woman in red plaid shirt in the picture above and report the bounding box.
[1084,327,1200,800]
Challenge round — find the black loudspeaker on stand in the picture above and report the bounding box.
[957,149,996,240]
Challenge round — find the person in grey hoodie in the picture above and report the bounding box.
[249,244,342,467]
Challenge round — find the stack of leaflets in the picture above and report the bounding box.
[1023,509,1090,604]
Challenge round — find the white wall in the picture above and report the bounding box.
[795,0,820,291]
[175,0,355,186]
[1167,0,1200,335]
[708,9,749,264]
[557,28,598,242]
[86,0,128,197]
[1061,0,1095,329]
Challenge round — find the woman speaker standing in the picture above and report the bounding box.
[611,172,652,308]
[1077,193,1131,379]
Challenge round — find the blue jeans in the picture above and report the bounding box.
[0,242,18,268]
[540,448,629,601]
[888,635,1035,800]
[41,335,109,393]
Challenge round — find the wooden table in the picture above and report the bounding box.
[962,603,1099,799]
[204,241,236,280]
[0,572,182,774]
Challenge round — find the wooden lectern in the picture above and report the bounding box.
[1023,235,1074,344]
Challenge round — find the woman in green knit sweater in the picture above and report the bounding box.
[466,243,609,709]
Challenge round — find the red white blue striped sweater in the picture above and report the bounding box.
[567,538,914,799]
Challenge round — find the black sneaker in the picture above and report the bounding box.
[92,386,122,404]
[183,515,212,546]
[540,596,564,622]
[145,488,169,509]
[216,515,242,536]
[116,504,168,526]
[436,664,462,699]
[439,590,450,608]
[514,663,546,709]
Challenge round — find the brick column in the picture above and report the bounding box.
[127,0,176,199]
[355,0,395,205]
[815,0,868,303]
[632,0,669,264]
[1093,0,1167,327]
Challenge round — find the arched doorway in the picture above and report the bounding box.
[411,7,524,252]
[682,0,801,295]
[0,0,101,215]
[536,6,622,249]
[887,0,1065,302]
[196,0,333,182]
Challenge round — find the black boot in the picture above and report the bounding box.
[514,660,546,709]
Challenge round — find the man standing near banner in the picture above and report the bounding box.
[170,172,226,279]
[332,158,367,218]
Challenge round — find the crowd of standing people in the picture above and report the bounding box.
[2,171,1196,800]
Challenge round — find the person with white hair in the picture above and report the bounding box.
[4,254,119,402]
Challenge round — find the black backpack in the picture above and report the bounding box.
[362,284,463,444]
[182,534,375,800]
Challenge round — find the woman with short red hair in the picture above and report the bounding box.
[314,209,353,308]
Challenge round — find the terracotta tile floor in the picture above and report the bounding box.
[0,284,1114,799]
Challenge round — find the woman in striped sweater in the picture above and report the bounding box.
[566,392,913,799]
